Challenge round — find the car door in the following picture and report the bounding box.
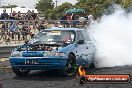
[83,30,96,64]
[74,30,90,65]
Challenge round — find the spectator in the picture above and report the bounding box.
[10,11,17,20]
[26,10,32,20]
[21,21,31,40]
[22,10,33,35]
[1,9,9,33]
[21,13,26,22]
[88,14,95,25]
[60,14,68,27]
[72,14,76,20]
[72,14,80,27]
[31,10,37,28]
[67,13,73,27]
[31,10,37,20]
[61,14,67,20]
[67,13,72,21]
[16,11,22,20]
[84,13,89,20]
[37,22,46,31]
[1,9,9,20]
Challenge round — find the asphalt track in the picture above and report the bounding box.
[0,60,132,88]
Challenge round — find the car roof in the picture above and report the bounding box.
[44,27,83,31]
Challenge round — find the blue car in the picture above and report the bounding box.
[9,28,96,76]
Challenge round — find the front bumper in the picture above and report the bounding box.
[9,57,68,70]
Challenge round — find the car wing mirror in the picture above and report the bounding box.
[77,40,84,44]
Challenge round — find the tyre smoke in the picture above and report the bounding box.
[89,5,132,68]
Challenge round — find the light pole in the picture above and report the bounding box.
[55,0,59,7]
[0,0,3,7]
[8,4,13,14]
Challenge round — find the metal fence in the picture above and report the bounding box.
[0,20,86,45]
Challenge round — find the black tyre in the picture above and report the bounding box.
[12,68,30,76]
[62,54,77,77]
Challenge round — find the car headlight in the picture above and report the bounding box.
[11,51,22,57]
[43,52,65,57]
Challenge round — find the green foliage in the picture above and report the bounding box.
[54,2,73,18]
[35,0,54,12]
[55,2,73,13]
[76,0,132,17]
[35,0,54,19]
[35,0,132,19]
[35,0,73,19]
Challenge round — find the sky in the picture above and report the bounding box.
[0,0,78,8]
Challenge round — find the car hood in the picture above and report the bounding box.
[18,43,64,51]
[14,43,76,57]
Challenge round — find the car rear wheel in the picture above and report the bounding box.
[62,54,77,77]
[12,68,30,76]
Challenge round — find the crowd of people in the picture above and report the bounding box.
[60,13,95,27]
[1,9,38,21]
[1,9,39,31]
[0,9,40,42]
[0,9,96,44]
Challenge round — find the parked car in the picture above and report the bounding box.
[9,28,96,76]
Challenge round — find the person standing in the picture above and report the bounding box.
[26,10,32,20]
[1,9,9,20]
[25,10,32,34]
[67,13,73,27]
[31,10,37,20]
[1,9,9,32]
[88,14,95,25]
[60,14,68,28]
[31,10,37,28]
[10,11,17,20]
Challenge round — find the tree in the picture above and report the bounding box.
[45,9,57,20]
[35,0,54,13]
[75,0,132,17]
[55,2,73,18]
[35,0,54,19]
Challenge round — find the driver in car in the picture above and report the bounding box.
[62,33,74,43]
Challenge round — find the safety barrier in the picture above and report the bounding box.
[0,46,17,58]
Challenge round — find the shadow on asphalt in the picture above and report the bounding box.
[12,68,98,81]
[12,66,132,81]
[13,70,75,81]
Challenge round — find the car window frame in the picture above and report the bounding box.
[76,30,85,44]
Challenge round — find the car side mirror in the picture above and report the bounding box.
[77,40,84,44]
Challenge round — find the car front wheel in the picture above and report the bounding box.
[62,54,77,77]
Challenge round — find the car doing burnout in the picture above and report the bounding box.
[9,28,96,76]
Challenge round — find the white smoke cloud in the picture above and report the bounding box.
[89,5,132,68]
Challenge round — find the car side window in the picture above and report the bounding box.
[77,31,85,40]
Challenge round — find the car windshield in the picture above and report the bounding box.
[29,30,76,44]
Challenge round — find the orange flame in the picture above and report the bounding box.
[78,66,86,76]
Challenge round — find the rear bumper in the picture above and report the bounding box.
[9,57,68,70]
